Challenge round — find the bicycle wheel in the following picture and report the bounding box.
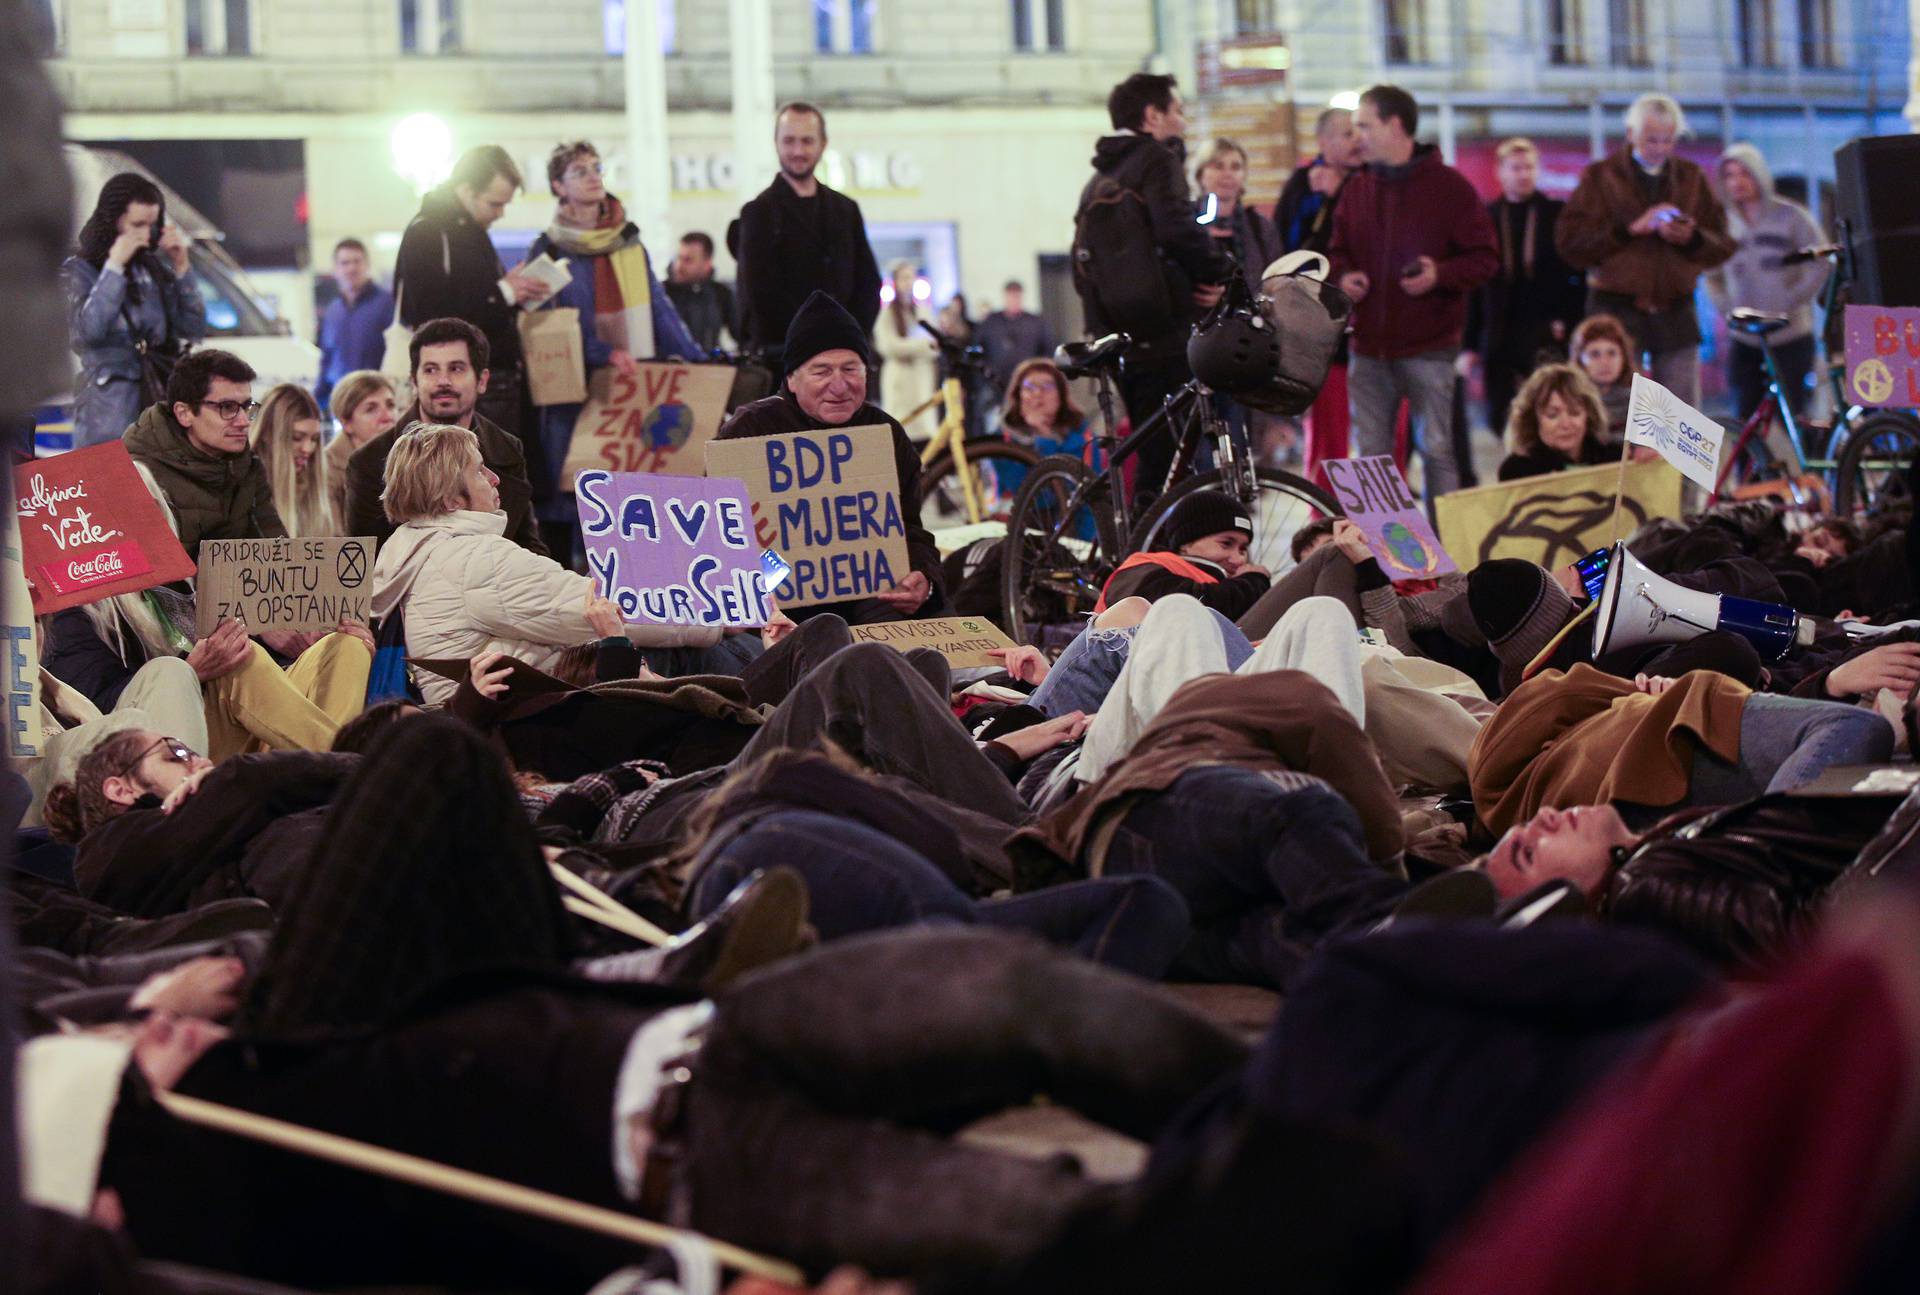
[1833,410,1920,516]
[1000,454,1123,647]
[916,437,1040,535]
[1129,466,1341,581]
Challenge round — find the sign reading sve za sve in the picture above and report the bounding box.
[703,426,909,609]
[575,470,770,627]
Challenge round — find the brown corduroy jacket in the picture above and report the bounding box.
[1555,149,1735,308]
[1468,664,1750,836]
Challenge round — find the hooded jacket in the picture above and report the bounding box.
[121,402,286,562]
[1556,147,1735,308]
[1328,145,1500,359]
[1705,144,1827,348]
[394,187,520,371]
[369,508,718,707]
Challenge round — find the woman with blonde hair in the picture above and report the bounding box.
[1497,362,1615,482]
[875,260,939,440]
[250,384,337,535]
[326,369,398,528]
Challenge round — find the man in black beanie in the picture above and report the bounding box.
[1093,489,1272,620]
[714,289,945,625]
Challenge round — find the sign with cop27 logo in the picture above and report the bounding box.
[1624,373,1725,490]
[575,470,770,627]
[704,426,911,609]
[13,442,195,616]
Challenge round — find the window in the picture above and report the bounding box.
[604,0,678,55]
[813,0,876,53]
[1547,0,1585,64]
[1012,0,1066,50]
[1607,0,1648,66]
[400,0,460,55]
[1381,0,1429,64]
[1233,0,1278,33]
[1798,0,1837,66]
[1735,0,1776,65]
[185,0,250,55]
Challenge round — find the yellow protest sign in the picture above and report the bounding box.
[849,616,1018,669]
[560,362,736,484]
[1434,459,1683,570]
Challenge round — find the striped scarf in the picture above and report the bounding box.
[542,194,656,358]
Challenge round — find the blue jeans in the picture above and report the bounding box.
[1029,609,1254,718]
[637,633,765,679]
[1103,765,1406,990]
[689,809,1192,978]
[1687,693,1895,806]
[1348,350,1460,501]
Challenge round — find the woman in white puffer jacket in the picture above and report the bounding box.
[369,424,722,707]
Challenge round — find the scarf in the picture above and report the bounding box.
[542,195,656,359]
[1499,198,1539,283]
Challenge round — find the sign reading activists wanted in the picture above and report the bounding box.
[849,616,1019,670]
[1321,456,1457,578]
[1843,303,1920,408]
[1435,460,1683,571]
[704,426,910,609]
[575,469,770,627]
[560,362,736,483]
[14,442,195,616]
[195,536,376,637]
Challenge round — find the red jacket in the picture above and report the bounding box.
[1329,146,1500,360]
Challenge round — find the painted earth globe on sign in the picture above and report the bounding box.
[644,402,695,451]
[1381,520,1435,575]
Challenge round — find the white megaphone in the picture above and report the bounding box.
[1590,542,1813,662]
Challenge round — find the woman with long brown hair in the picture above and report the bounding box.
[875,259,939,440]
[250,384,338,536]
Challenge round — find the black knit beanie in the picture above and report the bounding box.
[1164,490,1253,553]
[1468,558,1578,694]
[783,289,873,376]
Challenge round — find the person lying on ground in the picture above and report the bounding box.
[1092,490,1272,621]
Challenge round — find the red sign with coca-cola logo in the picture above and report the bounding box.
[14,443,195,615]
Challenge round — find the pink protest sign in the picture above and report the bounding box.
[1321,455,1457,579]
[1843,304,1920,408]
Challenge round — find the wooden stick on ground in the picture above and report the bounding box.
[561,895,673,949]
[1607,436,1633,543]
[550,862,673,948]
[155,1090,804,1286]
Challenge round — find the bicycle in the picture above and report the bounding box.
[998,330,1337,647]
[897,321,1040,535]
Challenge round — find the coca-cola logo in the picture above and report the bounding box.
[66,551,127,583]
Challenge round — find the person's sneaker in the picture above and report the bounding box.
[1494,880,1591,928]
[1374,869,1498,931]
[580,867,810,994]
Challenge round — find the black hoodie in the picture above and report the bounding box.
[395,187,520,370]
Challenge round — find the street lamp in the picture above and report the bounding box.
[391,113,453,194]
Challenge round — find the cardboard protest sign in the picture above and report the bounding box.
[195,536,376,637]
[576,469,770,628]
[14,442,195,615]
[1843,304,1920,408]
[1321,456,1457,578]
[560,362,735,483]
[1435,459,1683,571]
[704,426,911,609]
[520,306,588,406]
[1623,373,1725,490]
[3,483,40,760]
[849,616,1018,670]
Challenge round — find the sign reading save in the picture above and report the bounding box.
[195,536,376,637]
[1321,456,1456,578]
[704,426,910,609]
[575,469,770,627]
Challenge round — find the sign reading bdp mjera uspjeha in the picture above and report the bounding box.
[703,426,910,609]
[575,470,770,627]
[195,536,376,637]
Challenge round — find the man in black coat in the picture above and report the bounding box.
[734,103,881,366]
[1463,139,1588,436]
[714,291,945,625]
[394,145,556,441]
[1073,73,1230,498]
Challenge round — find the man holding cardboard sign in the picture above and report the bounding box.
[710,290,943,624]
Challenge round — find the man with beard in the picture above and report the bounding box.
[341,317,546,554]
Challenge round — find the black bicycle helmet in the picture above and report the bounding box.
[1188,307,1295,413]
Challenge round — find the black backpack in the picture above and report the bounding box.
[1072,176,1172,334]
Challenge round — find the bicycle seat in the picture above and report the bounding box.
[1728,308,1791,337]
[1055,332,1131,378]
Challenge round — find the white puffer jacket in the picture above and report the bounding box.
[370,510,721,706]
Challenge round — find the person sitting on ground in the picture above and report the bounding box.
[995,357,1098,500]
[1094,490,1271,619]
[369,424,729,708]
[325,370,397,529]
[1496,362,1617,481]
[713,289,946,625]
[1570,312,1637,438]
[248,383,338,536]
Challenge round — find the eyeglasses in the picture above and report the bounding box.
[1018,380,1056,394]
[114,736,194,780]
[201,399,261,424]
[564,163,604,180]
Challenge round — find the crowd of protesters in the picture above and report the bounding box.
[19,52,1920,1295]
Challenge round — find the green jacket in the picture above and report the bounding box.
[122,402,287,562]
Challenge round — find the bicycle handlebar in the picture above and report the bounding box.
[917,319,989,373]
[1782,243,1841,266]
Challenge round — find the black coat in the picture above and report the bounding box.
[735,176,881,354]
[714,388,945,622]
[1100,557,1271,621]
[1494,436,1615,482]
[1273,160,1347,256]
[43,607,154,713]
[73,752,356,916]
[1075,134,1231,357]
[343,404,547,556]
[1468,194,1588,363]
[395,187,521,370]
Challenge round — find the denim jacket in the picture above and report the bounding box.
[64,254,206,448]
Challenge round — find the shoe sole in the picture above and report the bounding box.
[701,866,811,994]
